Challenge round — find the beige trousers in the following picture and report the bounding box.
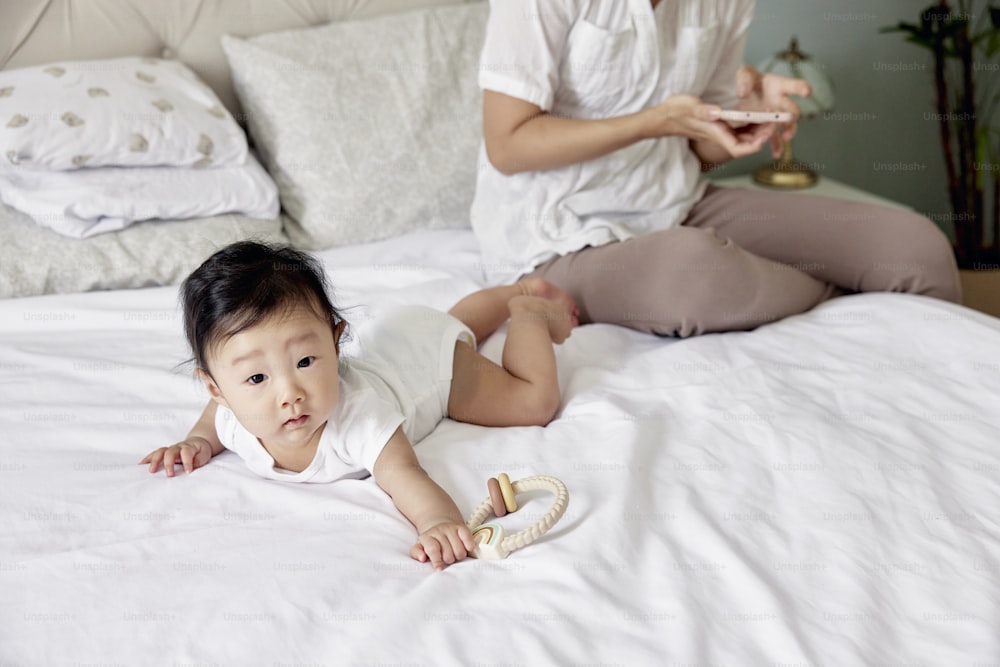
[526,185,961,337]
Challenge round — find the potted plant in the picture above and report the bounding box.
[882,2,1000,311]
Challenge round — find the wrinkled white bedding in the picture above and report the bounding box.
[1,229,998,665]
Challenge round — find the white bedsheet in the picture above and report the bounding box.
[1,229,998,665]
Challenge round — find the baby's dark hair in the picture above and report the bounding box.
[181,241,347,372]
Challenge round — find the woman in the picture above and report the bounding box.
[471,0,960,337]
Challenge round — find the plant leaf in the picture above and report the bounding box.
[881,21,920,32]
[904,34,937,50]
[974,30,1000,56]
[976,129,991,190]
[880,21,928,38]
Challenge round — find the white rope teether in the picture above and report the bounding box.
[466,475,569,559]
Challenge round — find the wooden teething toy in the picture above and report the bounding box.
[467,474,569,560]
[497,472,517,513]
[486,477,506,517]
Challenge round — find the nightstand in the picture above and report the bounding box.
[709,174,908,209]
[709,174,998,317]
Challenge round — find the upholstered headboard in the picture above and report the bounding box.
[0,0,469,114]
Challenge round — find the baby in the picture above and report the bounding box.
[141,241,577,569]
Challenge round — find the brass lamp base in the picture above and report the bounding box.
[752,140,818,189]
[752,160,817,188]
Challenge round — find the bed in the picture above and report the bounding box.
[2,1,999,665]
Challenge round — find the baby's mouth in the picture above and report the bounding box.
[283,414,308,428]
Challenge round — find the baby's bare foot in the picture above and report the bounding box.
[540,299,575,344]
[509,295,575,344]
[518,278,580,327]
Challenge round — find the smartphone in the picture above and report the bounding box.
[719,110,794,124]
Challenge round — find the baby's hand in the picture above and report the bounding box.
[140,437,213,477]
[410,521,476,571]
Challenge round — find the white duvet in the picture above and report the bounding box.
[1,229,998,665]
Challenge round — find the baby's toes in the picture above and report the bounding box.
[547,310,574,343]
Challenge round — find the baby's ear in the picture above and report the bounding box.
[332,320,347,353]
[196,368,229,408]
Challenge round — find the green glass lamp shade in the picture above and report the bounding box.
[757,37,835,117]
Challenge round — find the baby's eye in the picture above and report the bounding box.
[247,373,266,385]
[297,356,315,369]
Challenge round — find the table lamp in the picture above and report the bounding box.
[752,37,835,188]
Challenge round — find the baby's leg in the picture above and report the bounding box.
[448,290,574,427]
[448,279,578,344]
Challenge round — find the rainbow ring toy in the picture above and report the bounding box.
[466,474,569,560]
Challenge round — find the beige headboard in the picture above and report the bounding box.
[0,0,470,114]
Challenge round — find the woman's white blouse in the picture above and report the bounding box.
[471,0,756,282]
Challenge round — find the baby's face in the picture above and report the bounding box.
[205,305,341,452]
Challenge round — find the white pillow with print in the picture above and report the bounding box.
[0,57,248,170]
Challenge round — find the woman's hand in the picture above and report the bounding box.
[644,94,775,161]
[140,437,214,476]
[411,520,476,571]
[736,65,811,157]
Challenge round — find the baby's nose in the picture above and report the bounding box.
[280,378,305,405]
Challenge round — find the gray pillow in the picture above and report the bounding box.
[0,202,285,298]
[222,2,486,249]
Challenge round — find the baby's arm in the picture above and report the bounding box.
[372,427,475,570]
[140,401,225,477]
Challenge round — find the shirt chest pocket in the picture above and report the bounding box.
[662,24,722,95]
[560,19,645,115]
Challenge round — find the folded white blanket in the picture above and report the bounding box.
[0,156,279,237]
